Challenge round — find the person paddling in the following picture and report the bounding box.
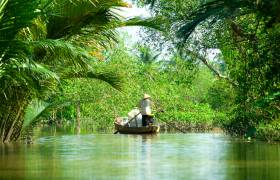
[139,93,154,126]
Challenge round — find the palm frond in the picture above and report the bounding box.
[45,0,128,39]
[0,59,60,98]
[123,16,164,31]
[137,45,160,64]
[0,0,9,19]
[23,99,50,128]
[76,16,164,51]
[0,0,41,41]
[0,40,32,64]
[176,0,254,42]
[32,39,93,70]
[63,70,122,90]
[0,0,42,66]
[18,17,48,41]
[23,98,73,128]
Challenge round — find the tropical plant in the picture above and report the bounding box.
[137,45,160,65]
[138,0,280,138]
[176,0,280,41]
[0,0,160,142]
[173,0,280,135]
[46,42,217,133]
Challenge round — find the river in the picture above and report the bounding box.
[1,132,280,179]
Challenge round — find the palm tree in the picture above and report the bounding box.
[176,0,280,41]
[0,0,160,142]
[137,45,160,65]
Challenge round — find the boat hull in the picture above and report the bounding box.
[114,123,160,134]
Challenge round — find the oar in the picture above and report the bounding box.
[156,109,186,133]
[160,119,186,133]
[114,112,141,134]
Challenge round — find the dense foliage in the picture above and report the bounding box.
[134,0,280,140]
[0,0,157,142]
[0,0,279,142]
[49,41,220,133]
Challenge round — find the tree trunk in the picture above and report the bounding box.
[0,88,30,143]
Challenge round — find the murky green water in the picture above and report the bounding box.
[1,133,280,180]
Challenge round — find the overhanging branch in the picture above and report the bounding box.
[185,49,238,86]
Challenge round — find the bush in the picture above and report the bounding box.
[257,120,280,142]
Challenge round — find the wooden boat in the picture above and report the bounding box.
[114,123,160,134]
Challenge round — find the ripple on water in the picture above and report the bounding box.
[1,133,280,180]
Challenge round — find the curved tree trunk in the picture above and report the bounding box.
[0,88,30,143]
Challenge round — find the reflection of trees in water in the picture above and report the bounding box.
[0,144,26,179]
[140,135,157,180]
[33,125,75,138]
[124,134,159,180]
[223,141,280,180]
[125,134,278,179]
[2,134,279,179]
[0,142,63,179]
[27,136,64,178]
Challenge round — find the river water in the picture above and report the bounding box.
[1,133,280,180]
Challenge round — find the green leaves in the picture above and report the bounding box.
[63,70,122,90]
[176,0,280,43]
[23,98,74,129]
[124,16,165,31]
[45,0,127,39]
[1,0,155,141]
[23,99,50,128]
[32,40,91,69]
[0,0,41,40]
[136,45,160,65]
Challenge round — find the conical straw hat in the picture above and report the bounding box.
[143,93,151,99]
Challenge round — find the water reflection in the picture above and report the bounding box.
[0,133,280,179]
[223,140,280,180]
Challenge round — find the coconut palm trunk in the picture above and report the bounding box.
[0,88,30,142]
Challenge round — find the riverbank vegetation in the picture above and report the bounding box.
[0,0,157,142]
[0,0,279,142]
[46,41,227,133]
[136,0,280,140]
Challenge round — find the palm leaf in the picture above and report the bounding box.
[176,0,280,43]
[0,0,42,66]
[23,98,73,128]
[123,16,164,31]
[137,45,160,64]
[0,0,41,41]
[176,0,254,42]
[31,40,92,69]
[45,0,128,39]
[23,99,50,128]
[63,70,122,90]
[0,59,60,98]
[0,0,9,20]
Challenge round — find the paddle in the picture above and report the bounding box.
[114,112,141,134]
[155,109,186,133]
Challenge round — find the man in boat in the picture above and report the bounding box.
[139,94,154,126]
